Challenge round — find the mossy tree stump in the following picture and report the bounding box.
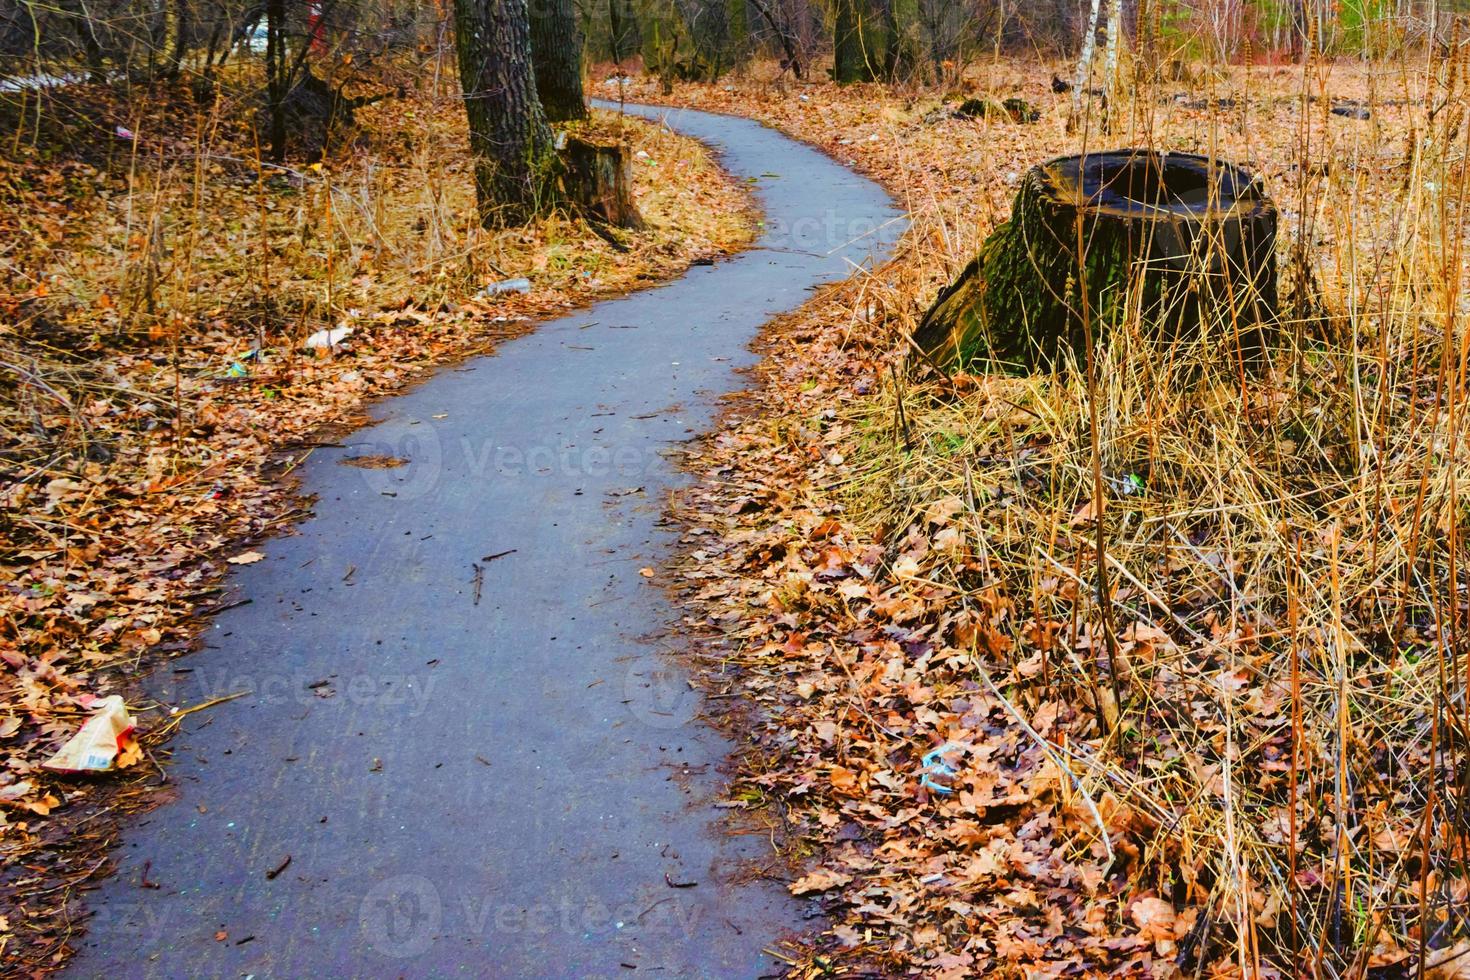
[562,136,643,229]
[913,150,1278,370]
[955,97,1040,123]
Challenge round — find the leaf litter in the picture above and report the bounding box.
[631,55,1470,978]
[0,66,756,968]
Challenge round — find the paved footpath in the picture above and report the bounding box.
[69,103,904,979]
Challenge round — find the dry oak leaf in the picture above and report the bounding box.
[789,868,853,896]
[228,551,266,566]
[828,765,860,795]
[925,496,964,525]
[1428,942,1470,980]
[1129,896,1177,941]
[891,555,921,579]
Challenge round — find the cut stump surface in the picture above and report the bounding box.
[913,149,1278,370]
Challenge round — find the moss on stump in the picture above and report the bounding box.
[955,97,1040,123]
[913,150,1279,370]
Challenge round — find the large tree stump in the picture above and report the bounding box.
[913,150,1278,370]
[561,136,643,229]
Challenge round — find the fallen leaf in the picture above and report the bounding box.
[1129,896,1176,941]
[790,868,853,896]
[828,765,859,794]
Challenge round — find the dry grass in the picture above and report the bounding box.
[644,44,1470,976]
[2,59,753,495]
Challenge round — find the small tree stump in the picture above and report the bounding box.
[561,136,643,229]
[955,97,1040,123]
[913,150,1278,370]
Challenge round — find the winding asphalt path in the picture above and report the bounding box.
[69,103,903,978]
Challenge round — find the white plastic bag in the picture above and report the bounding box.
[43,696,138,773]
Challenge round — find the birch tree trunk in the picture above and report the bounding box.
[451,0,556,226]
[1101,0,1124,129]
[1070,0,1102,125]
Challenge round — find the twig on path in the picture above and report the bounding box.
[637,898,674,921]
[201,597,253,617]
[152,691,250,739]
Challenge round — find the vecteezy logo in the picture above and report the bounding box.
[359,874,441,958]
[349,417,444,502]
[623,657,700,730]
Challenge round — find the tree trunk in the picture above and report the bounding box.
[451,0,556,226]
[1137,0,1154,70]
[749,0,803,78]
[878,0,899,79]
[833,0,865,83]
[609,0,640,63]
[1070,0,1101,124]
[676,0,731,81]
[912,151,1279,370]
[1292,0,1311,61]
[563,137,642,229]
[531,0,587,122]
[266,0,287,163]
[1100,0,1123,130]
[203,14,224,74]
[167,0,190,79]
[67,0,107,81]
[148,0,167,74]
[609,0,625,61]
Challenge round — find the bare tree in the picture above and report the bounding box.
[748,0,804,77]
[607,0,640,63]
[1291,0,1311,60]
[266,0,287,161]
[914,0,1000,85]
[675,0,731,79]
